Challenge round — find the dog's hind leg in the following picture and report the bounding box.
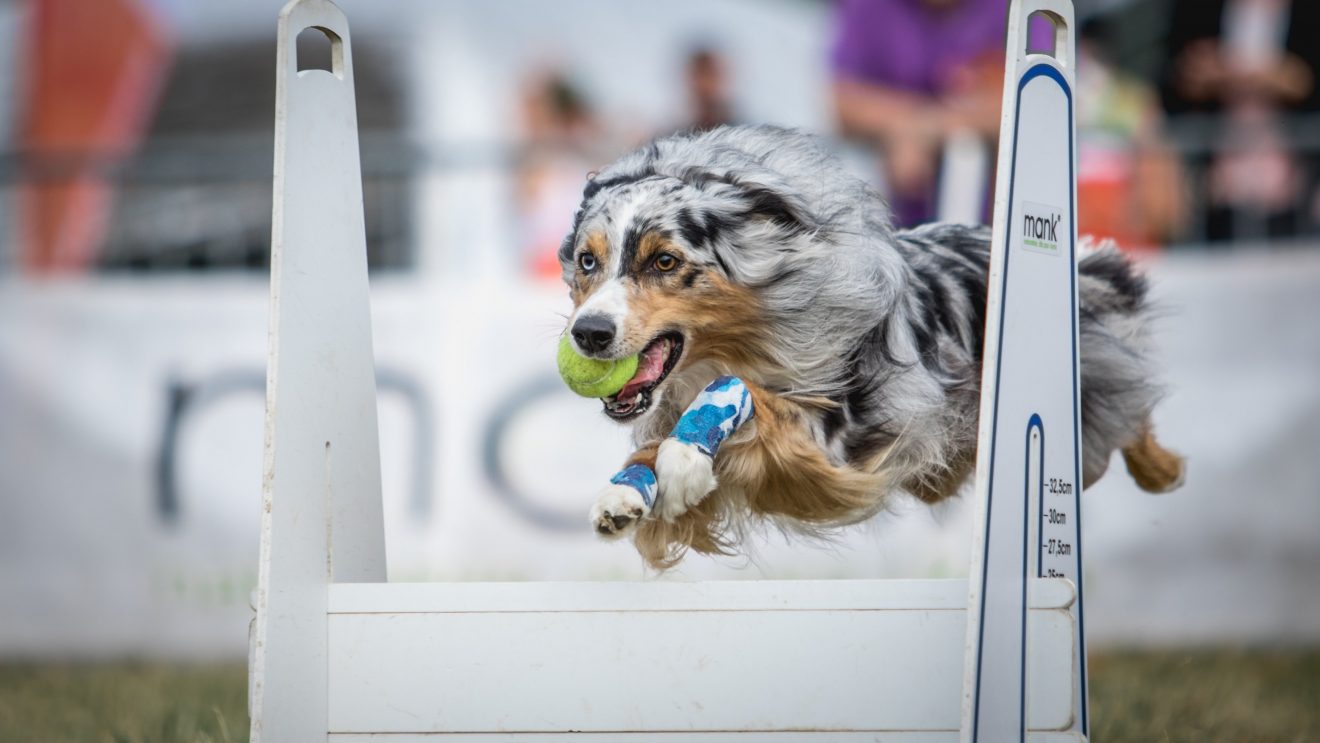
[1121,421,1186,493]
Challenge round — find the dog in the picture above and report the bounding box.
[557,125,1184,569]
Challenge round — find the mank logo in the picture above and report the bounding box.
[1021,201,1064,256]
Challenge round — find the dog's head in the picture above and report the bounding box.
[558,160,814,423]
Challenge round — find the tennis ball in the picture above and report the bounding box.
[557,335,639,398]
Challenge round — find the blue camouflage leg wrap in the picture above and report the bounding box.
[610,463,658,508]
[605,377,753,507]
[669,376,755,457]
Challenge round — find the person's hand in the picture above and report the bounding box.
[1175,39,1228,102]
[944,53,1005,137]
[1232,52,1315,106]
[886,124,939,197]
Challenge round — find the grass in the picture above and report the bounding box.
[0,664,247,743]
[1089,649,1320,743]
[1,650,1317,742]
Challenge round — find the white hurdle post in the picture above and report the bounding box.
[962,2,1088,741]
[249,1,386,740]
[249,1,1087,740]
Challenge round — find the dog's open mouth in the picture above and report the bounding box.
[602,332,684,421]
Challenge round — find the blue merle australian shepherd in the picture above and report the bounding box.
[559,125,1184,569]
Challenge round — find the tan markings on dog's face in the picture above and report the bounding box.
[622,236,773,374]
[569,229,775,396]
[594,231,692,354]
[568,231,611,307]
[628,232,684,278]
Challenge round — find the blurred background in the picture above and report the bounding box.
[1,0,1318,739]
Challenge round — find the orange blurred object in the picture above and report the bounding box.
[17,0,171,273]
[1078,149,1149,251]
[1077,143,1187,253]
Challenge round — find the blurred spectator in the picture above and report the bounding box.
[1160,0,1320,241]
[516,70,606,280]
[1075,17,1186,249]
[831,0,1018,227]
[1161,0,1318,116]
[520,71,601,151]
[683,46,738,133]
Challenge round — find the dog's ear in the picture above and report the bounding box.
[736,181,813,236]
[581,167,657,201]
[678,168,815,237]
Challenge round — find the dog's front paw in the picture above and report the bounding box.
[590,484,649,539]
[655,439,718,522]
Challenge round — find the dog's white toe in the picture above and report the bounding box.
[655,439,718,522]
[590,484,649,539]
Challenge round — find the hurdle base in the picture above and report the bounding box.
[308,578,1082,738]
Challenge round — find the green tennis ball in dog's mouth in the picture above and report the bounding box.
[557,335,639,398]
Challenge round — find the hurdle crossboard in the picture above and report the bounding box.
[248,1,1088,740]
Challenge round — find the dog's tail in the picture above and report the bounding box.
[1121,421,1186,493]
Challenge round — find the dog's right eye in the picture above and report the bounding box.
[578,253,597,273]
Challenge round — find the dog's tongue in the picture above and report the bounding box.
[614,340,668,402]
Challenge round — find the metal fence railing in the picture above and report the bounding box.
[1162,113,1320,244]
[2,115,1317,274]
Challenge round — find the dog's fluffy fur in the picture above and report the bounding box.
[560,125,1184,569]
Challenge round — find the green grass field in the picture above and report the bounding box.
[2,650,1318,742]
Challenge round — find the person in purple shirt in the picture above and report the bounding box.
[833,0,1043,226]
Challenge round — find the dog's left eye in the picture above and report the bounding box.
[653,253,679,272]
[578,253,597,273]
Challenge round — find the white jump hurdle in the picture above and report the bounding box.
[249,1,1088,740]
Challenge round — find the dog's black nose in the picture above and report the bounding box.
[571,315,616,354]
